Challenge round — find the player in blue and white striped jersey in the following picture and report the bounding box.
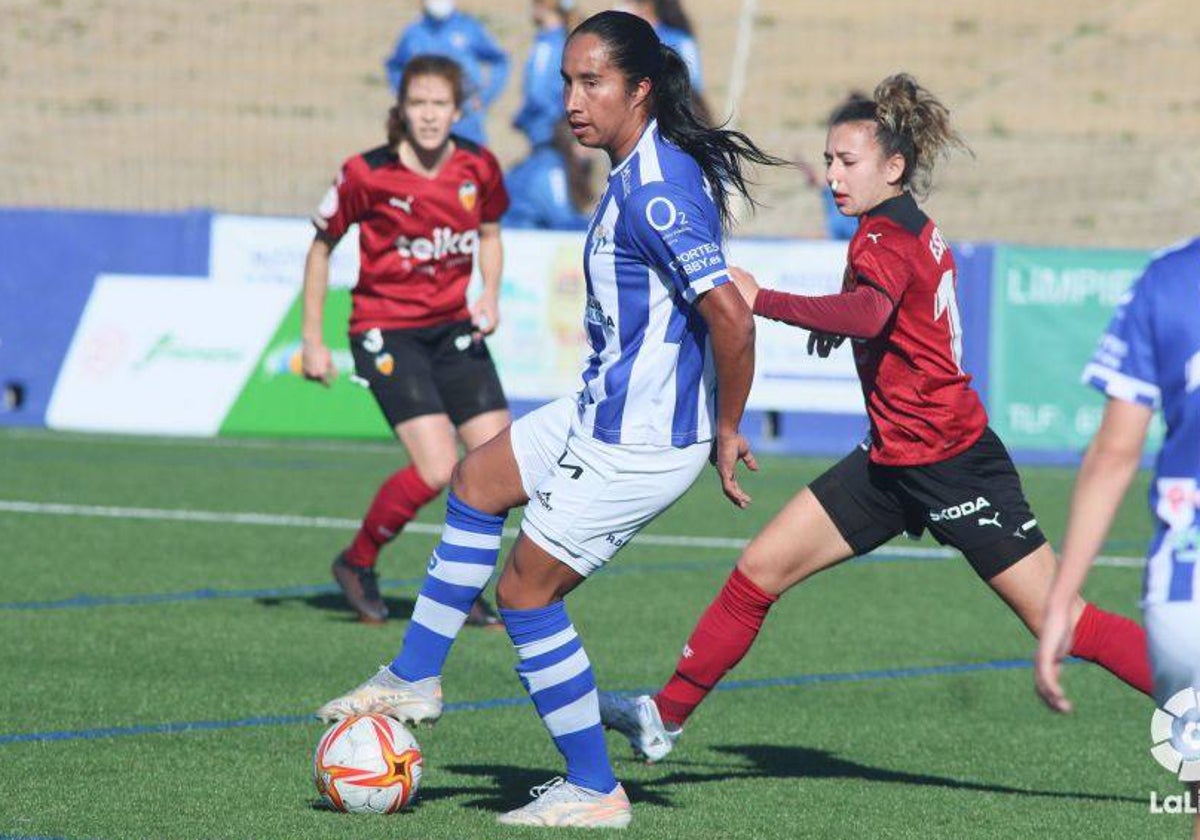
[1036,236,1200,829]
[317,9,785,829]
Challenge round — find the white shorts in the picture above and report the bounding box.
[1144,601,1200,706]
[509,396,710,577]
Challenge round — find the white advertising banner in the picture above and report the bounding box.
[207,214,862,413]
[209,214,360,289]
[726,239,865,414]
[46,276,295,435]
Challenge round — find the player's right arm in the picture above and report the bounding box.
[1035,271,1158,712]
[301,232,337,387]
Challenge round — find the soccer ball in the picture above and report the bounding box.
[313,714,423,813]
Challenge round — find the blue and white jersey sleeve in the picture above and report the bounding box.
[1082,273,1160,409]
[619,182,729,305]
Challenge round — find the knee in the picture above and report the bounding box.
[417,459,454,493]
[447,457,474,501]
[736,546,785,596]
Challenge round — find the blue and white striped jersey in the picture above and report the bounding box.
[575,120,730,447]
[1083,236,1200,604]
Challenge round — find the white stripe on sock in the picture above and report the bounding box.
[524,648,591,695]
[441,524,503,550]
[543,688,600,737]
[515,625,578,660]
[411,596,468,638]
[429,557,495,588]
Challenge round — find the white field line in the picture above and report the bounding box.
[0,500,1144,568]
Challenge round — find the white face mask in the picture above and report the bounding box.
[424,0,456,19]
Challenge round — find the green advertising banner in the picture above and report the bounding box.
[220,288,392,439]
[989,245,1161,454]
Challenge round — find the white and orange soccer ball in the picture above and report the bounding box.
[313,714,423,813]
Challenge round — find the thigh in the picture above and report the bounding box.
[521,434,709,579]
[737,486,857,596]
[351,327,445,427]
[509,396,577,498]
[984,542,1085,636]
[1144,602,1200,706]
[430,320,509,427]
[808,443,908,556]
[899,427,1048,580]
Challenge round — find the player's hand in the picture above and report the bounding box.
[728,266,760,310]
[1034,602,1075,714]
[301,340,336,387]
[807,331,845,358]
[470,291,500,338]
[712,430,757,509]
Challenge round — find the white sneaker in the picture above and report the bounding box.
[497,777,631,829]
[598,692,679,763]
[315,667,442,726]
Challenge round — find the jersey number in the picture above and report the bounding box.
[934,270,964,373]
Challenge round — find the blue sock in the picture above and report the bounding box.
[389,492,504,681]
[502,601,617,794]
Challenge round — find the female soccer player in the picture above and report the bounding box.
[317,10,783,827]
[1035,237,1200,838]
[601,73,1156,763]
[303,55,511,626]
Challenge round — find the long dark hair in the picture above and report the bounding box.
[385,54,466,147]
[569,11,786,231]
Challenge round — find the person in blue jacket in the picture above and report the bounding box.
[512,1,580,148]
[505,119,594,230]
[384,0,511,146]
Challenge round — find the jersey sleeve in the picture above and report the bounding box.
[478,149,510,224]
[851,229,913,303]
[621,182,728,305]
[1081,272,1160,408]
[312,160,371,243]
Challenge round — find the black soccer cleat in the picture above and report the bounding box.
[331,552,388,624]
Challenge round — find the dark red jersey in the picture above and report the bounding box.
[313,138,509,333]
[845,193,987,466]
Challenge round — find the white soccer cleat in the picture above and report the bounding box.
[598,692,679,763]
[315,667,443,726]
[497,777,632,829]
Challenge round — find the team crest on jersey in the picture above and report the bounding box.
[458,181,478,212]
[374,352,395,376]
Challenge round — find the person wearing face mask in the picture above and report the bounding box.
[384,0,511,146]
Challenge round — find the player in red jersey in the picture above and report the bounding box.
[601,73,1155,762]
[302,55,511,625]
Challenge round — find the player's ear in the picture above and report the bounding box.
[883,152,906,188]
[629,77,652,112]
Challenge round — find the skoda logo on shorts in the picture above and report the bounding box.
[1150,687,1200,781]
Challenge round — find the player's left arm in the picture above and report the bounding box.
[623,183,757,507]
[696,283,758,509]
[471,222,502,337]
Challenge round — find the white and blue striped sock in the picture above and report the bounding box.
[389,492,504,681]
[502,601,617,794]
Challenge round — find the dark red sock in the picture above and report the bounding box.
[654,568,779,727]
[1069,602,1153,696]
[345,465,440,568]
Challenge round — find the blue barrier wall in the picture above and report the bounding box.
[0,208,212,426]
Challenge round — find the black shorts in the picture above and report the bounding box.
[808,427,1047,580]
[349,320,508,428]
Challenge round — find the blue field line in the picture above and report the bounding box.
[0,657,1071,747]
